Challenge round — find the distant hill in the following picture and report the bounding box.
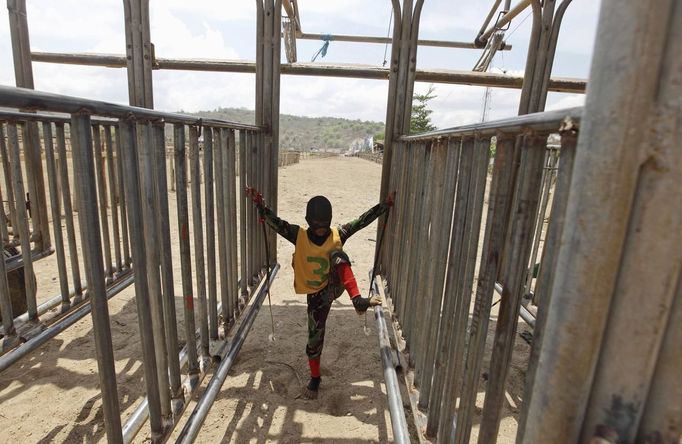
[191,107,384,152]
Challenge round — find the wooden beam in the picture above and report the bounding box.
[30,52,586,93]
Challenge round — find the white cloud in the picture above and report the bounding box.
[0,0,599,127]
[150,7,240,59]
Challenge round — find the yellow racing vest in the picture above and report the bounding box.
[292,227,343,294]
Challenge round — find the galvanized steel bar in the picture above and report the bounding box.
[120,118,164,439]
[220,129,236,321]
[227,130,239,316]
[454,134,518,444]
[174,123,200,378]
[479,0,532,43]
[6,123,37,319]
[415,138,452,407]
[478,133,547,443]
[189,125,210,357]
[41,122,70,311]
[92,125,114,282]
[424,137,463,435]
[0,86,262,131]
[104,126,123,273]
[215,128,231,327]
[203,127,218,339]
[299,31,511,50]
[176,264,280,444]
[55,123,83,300]
[140,122,172,419]
[0,271,134,372]
[0,124,18,237]
[114,127,131,268]
[523,2,680,441]
[239,131,248,300]
[413,142,436,380]
[71,113,123,443]
[516,127,576,441]
[374,278,411,444]
[152,122,183,405]
[0,205,15,336]
[433,136,476,442]
[402,143,428,355]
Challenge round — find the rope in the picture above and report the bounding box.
[311,34,333,62]
[382,11,393,67]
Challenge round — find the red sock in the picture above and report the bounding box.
[336,262,360,299]
[308,357,321,378]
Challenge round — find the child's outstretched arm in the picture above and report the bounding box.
[245,187,299,245]
[338,191,395,244]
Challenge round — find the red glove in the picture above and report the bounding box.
[245,186,264,206]
[385,191,396,207]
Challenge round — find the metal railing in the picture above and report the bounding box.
[379,106,581,443]
[0,85,276,443]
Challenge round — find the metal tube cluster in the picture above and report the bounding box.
[0,86,279,443]
[380,109,581,443]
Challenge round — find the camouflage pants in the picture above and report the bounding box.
[305,282,345,359]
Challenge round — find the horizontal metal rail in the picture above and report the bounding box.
[0,86,262,131]
[372,272,410,444]
[400,106,582,141]
[297,31,512,50]
[0,109,117,125]
[29,52,587,94]
[0,271,134,373]
[176,263,280,443]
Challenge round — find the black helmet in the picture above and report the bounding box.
[305,195,332,228]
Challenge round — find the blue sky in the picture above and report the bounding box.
[0,0,601,127]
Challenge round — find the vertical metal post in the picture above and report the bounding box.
[174,123,200,378]
[105,126,123,273]
[516,127,577,442]
[6,123,37,319]
[92,126,114,283]
[42,122,70,311]
[478,133,547,443]
[138,122,171,419]
[270,0,282,260]
[215,128,231,327]
[71,113,123,443]
[227,130,239,315]
[7,0,50,252]
[239,131,248,301]
[524,2,682,442]
[422,138,461,434]
[123,0,154,108]
[115,127,131,267]
[56,123,83,300]
[119,118,163,439]
[433,136,476,441]
[203,127,218,339]
[0,123,18,236]
[152,123,182,407]
[0,202,15,336]
[455,134,518,444]
[189,125,210,358]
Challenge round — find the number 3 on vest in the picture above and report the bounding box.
[306,256,329,287]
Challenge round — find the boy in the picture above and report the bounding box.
[245,188,394,399]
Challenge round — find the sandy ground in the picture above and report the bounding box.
[0,156,529,443]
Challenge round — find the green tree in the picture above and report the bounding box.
[410,85,437,134]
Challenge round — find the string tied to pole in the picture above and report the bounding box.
[311,34,333,62]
